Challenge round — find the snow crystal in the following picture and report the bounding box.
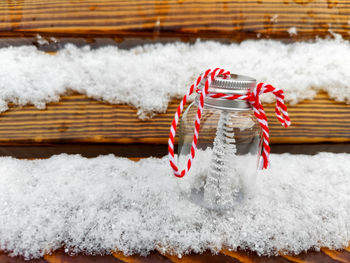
[270,15,278,23]
[287,27,298,36]
[0,38,350,117]
[0,153,349,259]
[35,34,49,46]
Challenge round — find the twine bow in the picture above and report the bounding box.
[168,68,291,178]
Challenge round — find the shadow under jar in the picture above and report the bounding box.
[178,74,262,211]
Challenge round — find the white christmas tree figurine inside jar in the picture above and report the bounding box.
[168,68,291,211]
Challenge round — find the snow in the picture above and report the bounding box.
[287,27,298,36]
[0,38,350,118]
[35,34,49,46]
[270,15,278,23]
[0,152,349,259]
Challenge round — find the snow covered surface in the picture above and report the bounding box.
[1,38,350,118]
[0,153,349,259]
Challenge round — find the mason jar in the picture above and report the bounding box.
[177,74,262,210]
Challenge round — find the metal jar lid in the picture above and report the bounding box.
[195,73,256,110]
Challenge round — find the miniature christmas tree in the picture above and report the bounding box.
[203,111,241,209]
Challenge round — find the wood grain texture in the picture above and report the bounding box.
[113,251,175,263]
[1,249,350,263]
[164,251,241,263]
[321,248,350,263]
[44,251,119,263]
[0,0,349,41]
[0,92,349,145]
[221,250,290,262]
[0,143,350,159]
[280,250,350,263]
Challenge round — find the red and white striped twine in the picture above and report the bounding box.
[168,68,291,178]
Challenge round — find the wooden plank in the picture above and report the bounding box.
[280,250,343,263]
[321,248,350,263]
[163,251,242,262]
[112,251,174,263]
[162,249,347,263]
[1,143,350,159]
[221,249,291,262]
[0,92,348,145]
[1,250,349,263]
[44,251,120,263]
[0,0,349,40]
[0,144,170,158]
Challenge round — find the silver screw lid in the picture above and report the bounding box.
[196,73,256,110]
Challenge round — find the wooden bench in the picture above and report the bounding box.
[0,1,350,262]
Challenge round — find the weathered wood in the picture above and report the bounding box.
[164,251,242,262]
[162,249,350,262]
[0,144,171,158]
[0,0,349,41]
[112,251,173,262]
[321,248,350,263]
[280,250,350,263]
[44,251,118,263]
[1,249,350,263]
[0,92,348,145]
[221,249,290,262]
[1,143,350,159]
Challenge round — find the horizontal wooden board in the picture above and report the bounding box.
[1,143,350,159]
[0,0,349,41]
[0,92,349,145]
[1,248,350,262]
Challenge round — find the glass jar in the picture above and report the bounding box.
[177,74,262,210]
